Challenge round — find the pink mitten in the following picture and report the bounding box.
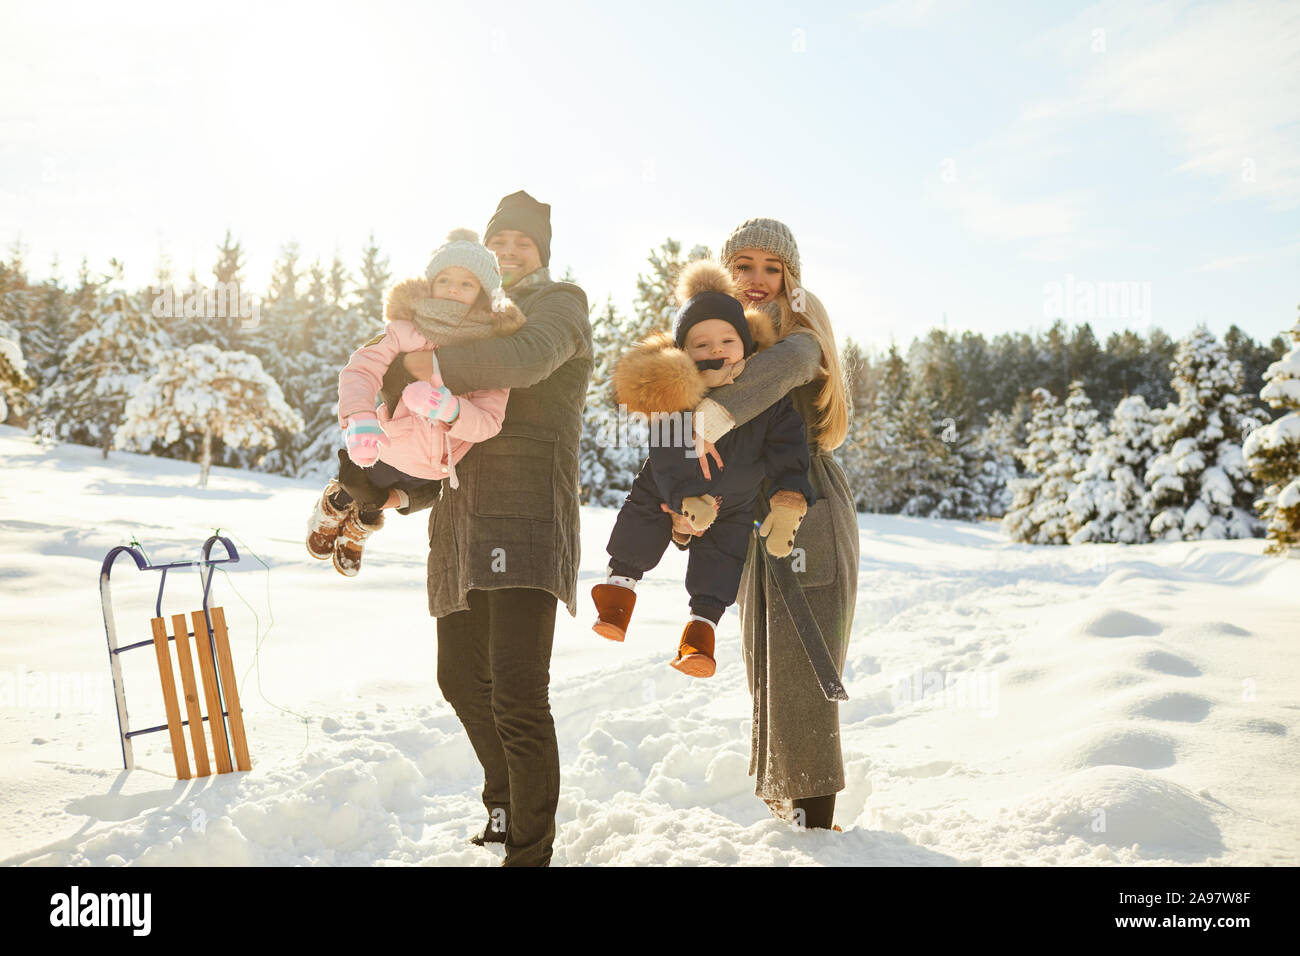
[344,412,388,466]
[402,381,460,423]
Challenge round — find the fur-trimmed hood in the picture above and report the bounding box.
[385,277,526,338]
[613,310,777,415]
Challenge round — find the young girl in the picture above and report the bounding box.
[591,260,815,676]
[306,228,526,576]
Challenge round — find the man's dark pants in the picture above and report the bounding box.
[435,587,559,867]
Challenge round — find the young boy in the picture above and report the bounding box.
[592,260,814,676]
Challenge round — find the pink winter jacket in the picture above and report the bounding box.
[337,318,509,486]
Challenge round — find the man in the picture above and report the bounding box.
[382,190,591,867]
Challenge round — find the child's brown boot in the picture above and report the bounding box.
[670,619,716,677]
[591,583,636,642]
[333,508,384,577]
[307,480,355,560]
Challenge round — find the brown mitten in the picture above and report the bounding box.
[680,495,719,532]
[757,490,808,558]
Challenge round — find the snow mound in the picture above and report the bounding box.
[1015,766,1223,859]
[1238,717,1287,736]
[1078,609,1163,637]
[1128,691,1213,722]
[1135,649,1202,677]
[1061,725,1178,770]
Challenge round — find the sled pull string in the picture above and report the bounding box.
[207,527,312,755]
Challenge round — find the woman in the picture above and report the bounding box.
[674,217,857,830]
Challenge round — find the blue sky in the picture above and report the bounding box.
[1,0,1296,351]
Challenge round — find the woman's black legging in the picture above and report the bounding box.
[792,793,837,829]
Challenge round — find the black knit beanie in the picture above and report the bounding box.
[672,291,754,358]
[484,190,552,267]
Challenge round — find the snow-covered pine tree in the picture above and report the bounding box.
[899,383,960,519]
[1226,323,1287,407]
[1067,394,1158,543]
[856,344,911,512]
[1244,308,1300,553]
[257,260,337,476]
[242,243,305,474]
[169,229,249,351]
[967,403,1024,519]
[0,319,34,425]
[629,238,710,341]
[0,253,35,425]
[59,259,101,345]
[352,233,391,335]
[837,413,869,511]
[841,339,872,413]
[116,343,304,487]
[579,298,641,505]
[22,259,94,432]
[1029,380,1099,544]
[905,329,977,519]
[0,250,27,331]
[1144,326,1266,541]
[294,255,380,481]
[837,339,873,512]
[35,274,172,456]
[14,265,69,397]
[1002,387,1062,543]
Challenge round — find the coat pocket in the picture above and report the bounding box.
[789,498,837,589]
[472,423,557,521]
[381,415,415,440]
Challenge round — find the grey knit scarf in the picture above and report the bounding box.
[506,266,551,294]
[410,297,499,346]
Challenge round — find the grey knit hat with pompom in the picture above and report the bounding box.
[720,217,801,287]
[425,228,502,295]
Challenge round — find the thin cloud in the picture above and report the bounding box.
[944,188,1089,242]
[1028,0,1300,206]
[858,0,966,30]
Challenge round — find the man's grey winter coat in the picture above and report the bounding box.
[384,272,592,618]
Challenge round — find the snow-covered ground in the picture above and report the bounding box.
[1,423,1297,866]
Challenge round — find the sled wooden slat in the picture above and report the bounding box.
[171,612,211,777]
[209,607,251,772]
[191,610,233,774]
[149,617,191,780]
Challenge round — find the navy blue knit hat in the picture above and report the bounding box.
[672,291,754,357]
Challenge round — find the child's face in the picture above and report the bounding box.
[684,318,744,366]
[729,248,785,306]
[432,266,481,305]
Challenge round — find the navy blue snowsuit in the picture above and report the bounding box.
[605,394,816,623]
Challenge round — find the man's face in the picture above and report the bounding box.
[486,229,542,286]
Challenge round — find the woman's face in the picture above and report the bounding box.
[729,248,784,306]
[486,229,542,285]
[432,266,481,304]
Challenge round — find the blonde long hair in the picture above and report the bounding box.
[765,283,849,451]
